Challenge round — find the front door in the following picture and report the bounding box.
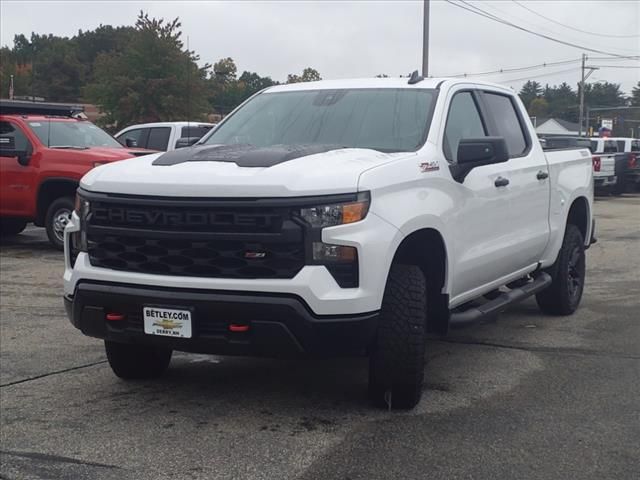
[0,120,35,217]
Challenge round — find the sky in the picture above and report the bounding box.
[1,0,639,95]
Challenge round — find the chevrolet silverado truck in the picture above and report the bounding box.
[608,137,639,191]
[590,138,621,194]
[0,100,154,249]
[63,75,595,409]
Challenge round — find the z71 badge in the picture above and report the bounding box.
[419,161,440,173]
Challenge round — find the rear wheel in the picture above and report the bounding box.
[45,196,74,250]
[536,224,586,315]
[105,341,172,379]
[0,218,27,236]
[368,264,426,410]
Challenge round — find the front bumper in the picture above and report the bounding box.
[65,281,379,357]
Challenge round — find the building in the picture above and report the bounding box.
[535,118,580,137]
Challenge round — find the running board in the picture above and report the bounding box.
[449,272,552,329]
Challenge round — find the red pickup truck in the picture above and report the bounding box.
[0,100,152,249]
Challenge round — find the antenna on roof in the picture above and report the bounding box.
[408,70,424,85]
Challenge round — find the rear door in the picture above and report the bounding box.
[478,90,550,270]
[146,127,172,151]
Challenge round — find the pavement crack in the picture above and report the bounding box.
[0,360,107,388]
[0,450,121,470]
[434,338,640,360]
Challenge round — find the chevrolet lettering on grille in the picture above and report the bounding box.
[92,207,280,228]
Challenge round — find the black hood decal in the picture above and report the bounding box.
[152,144,344,168]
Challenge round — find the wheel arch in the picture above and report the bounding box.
[35,178,79,226]
[566,195,590,244]
[391,227,450,335]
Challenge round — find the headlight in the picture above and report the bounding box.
[72,193,91,253]
[299,192,370,228]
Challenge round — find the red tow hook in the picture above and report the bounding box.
[106,312,126,321]
[229,324,250,333]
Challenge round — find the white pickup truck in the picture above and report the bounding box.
[589,138,618,192]
[64,75,595,409]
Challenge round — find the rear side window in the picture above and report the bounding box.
[603,141,617,153]
[616,140,625,152]
[631,141,640,152]
[0,121,31,151]
[181,125,212,139]
[483,93,528,157]
[443,92,487,162]
[147,127,171,151]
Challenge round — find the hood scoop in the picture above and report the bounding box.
[152,144,344,168]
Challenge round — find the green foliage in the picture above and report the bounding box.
[287,67,321,84]
[631,82,640,107]
[529,97,549,118]
[518,80,542,110]
[84,12,209,127]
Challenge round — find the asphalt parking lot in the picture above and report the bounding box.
[1,195,639,480]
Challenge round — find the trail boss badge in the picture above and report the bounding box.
[419,161,440,173]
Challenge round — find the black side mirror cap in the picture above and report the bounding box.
[450,137,509,182]
[0,148,32,166]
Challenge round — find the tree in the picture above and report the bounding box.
[631,82,640,107]
[529,97,549,118]
[584,81,627,109]
[85,11,209,127]
[287,67,321,83]
[519,80,542,111]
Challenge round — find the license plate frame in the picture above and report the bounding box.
[143,306,193,339]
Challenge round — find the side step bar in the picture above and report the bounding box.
[449,272,552,329]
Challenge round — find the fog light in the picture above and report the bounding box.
[312,242,356,262]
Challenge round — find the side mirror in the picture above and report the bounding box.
[175,137,200,149]
[0,148,32,166]
[125,138,138,148]
[450,137,509,182]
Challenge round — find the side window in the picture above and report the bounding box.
[483,92,528,157]
[147,127,171,151]
[631,141,640,152]
[0,121,31,151]
[616,140,625,152]
[443,92,487,162]
[117,128,146,148]
[589,141,598,153]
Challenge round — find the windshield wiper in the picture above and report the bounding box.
[50,145,90,150]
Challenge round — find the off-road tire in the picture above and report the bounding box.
[536,224,586,315]
[45,196,74,250]
[0,218,27,236]
[368,264,426,410]
[105,341,172,379]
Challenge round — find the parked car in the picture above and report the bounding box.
[64,76,594,409]
[541,136,616,194]
[115,122,216,152]
[0,100,155,249]
[607,137,639,191]
[590,137,627,194]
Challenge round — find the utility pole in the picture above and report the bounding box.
[579,53,598,137]
[422,0,430,77]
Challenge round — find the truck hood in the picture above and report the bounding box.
[59,146,146,162]
[81,146,413,197]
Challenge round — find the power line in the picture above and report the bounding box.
[511,0,640,39]
[445,0,638,58]
[441,58,580,78]
[588,65,640,69]
[499,67,582,84]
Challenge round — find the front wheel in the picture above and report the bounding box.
[368,264,426,410]
[105,341,172,379]
[45,196,74,250]
[536,224,586,315]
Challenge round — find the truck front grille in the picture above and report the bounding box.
[86,197,306,280]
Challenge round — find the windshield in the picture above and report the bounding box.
[203,88,436,153]
[28,120,122,148]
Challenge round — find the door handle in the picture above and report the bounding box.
[494,176,510,187]
[536,170,549,180]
